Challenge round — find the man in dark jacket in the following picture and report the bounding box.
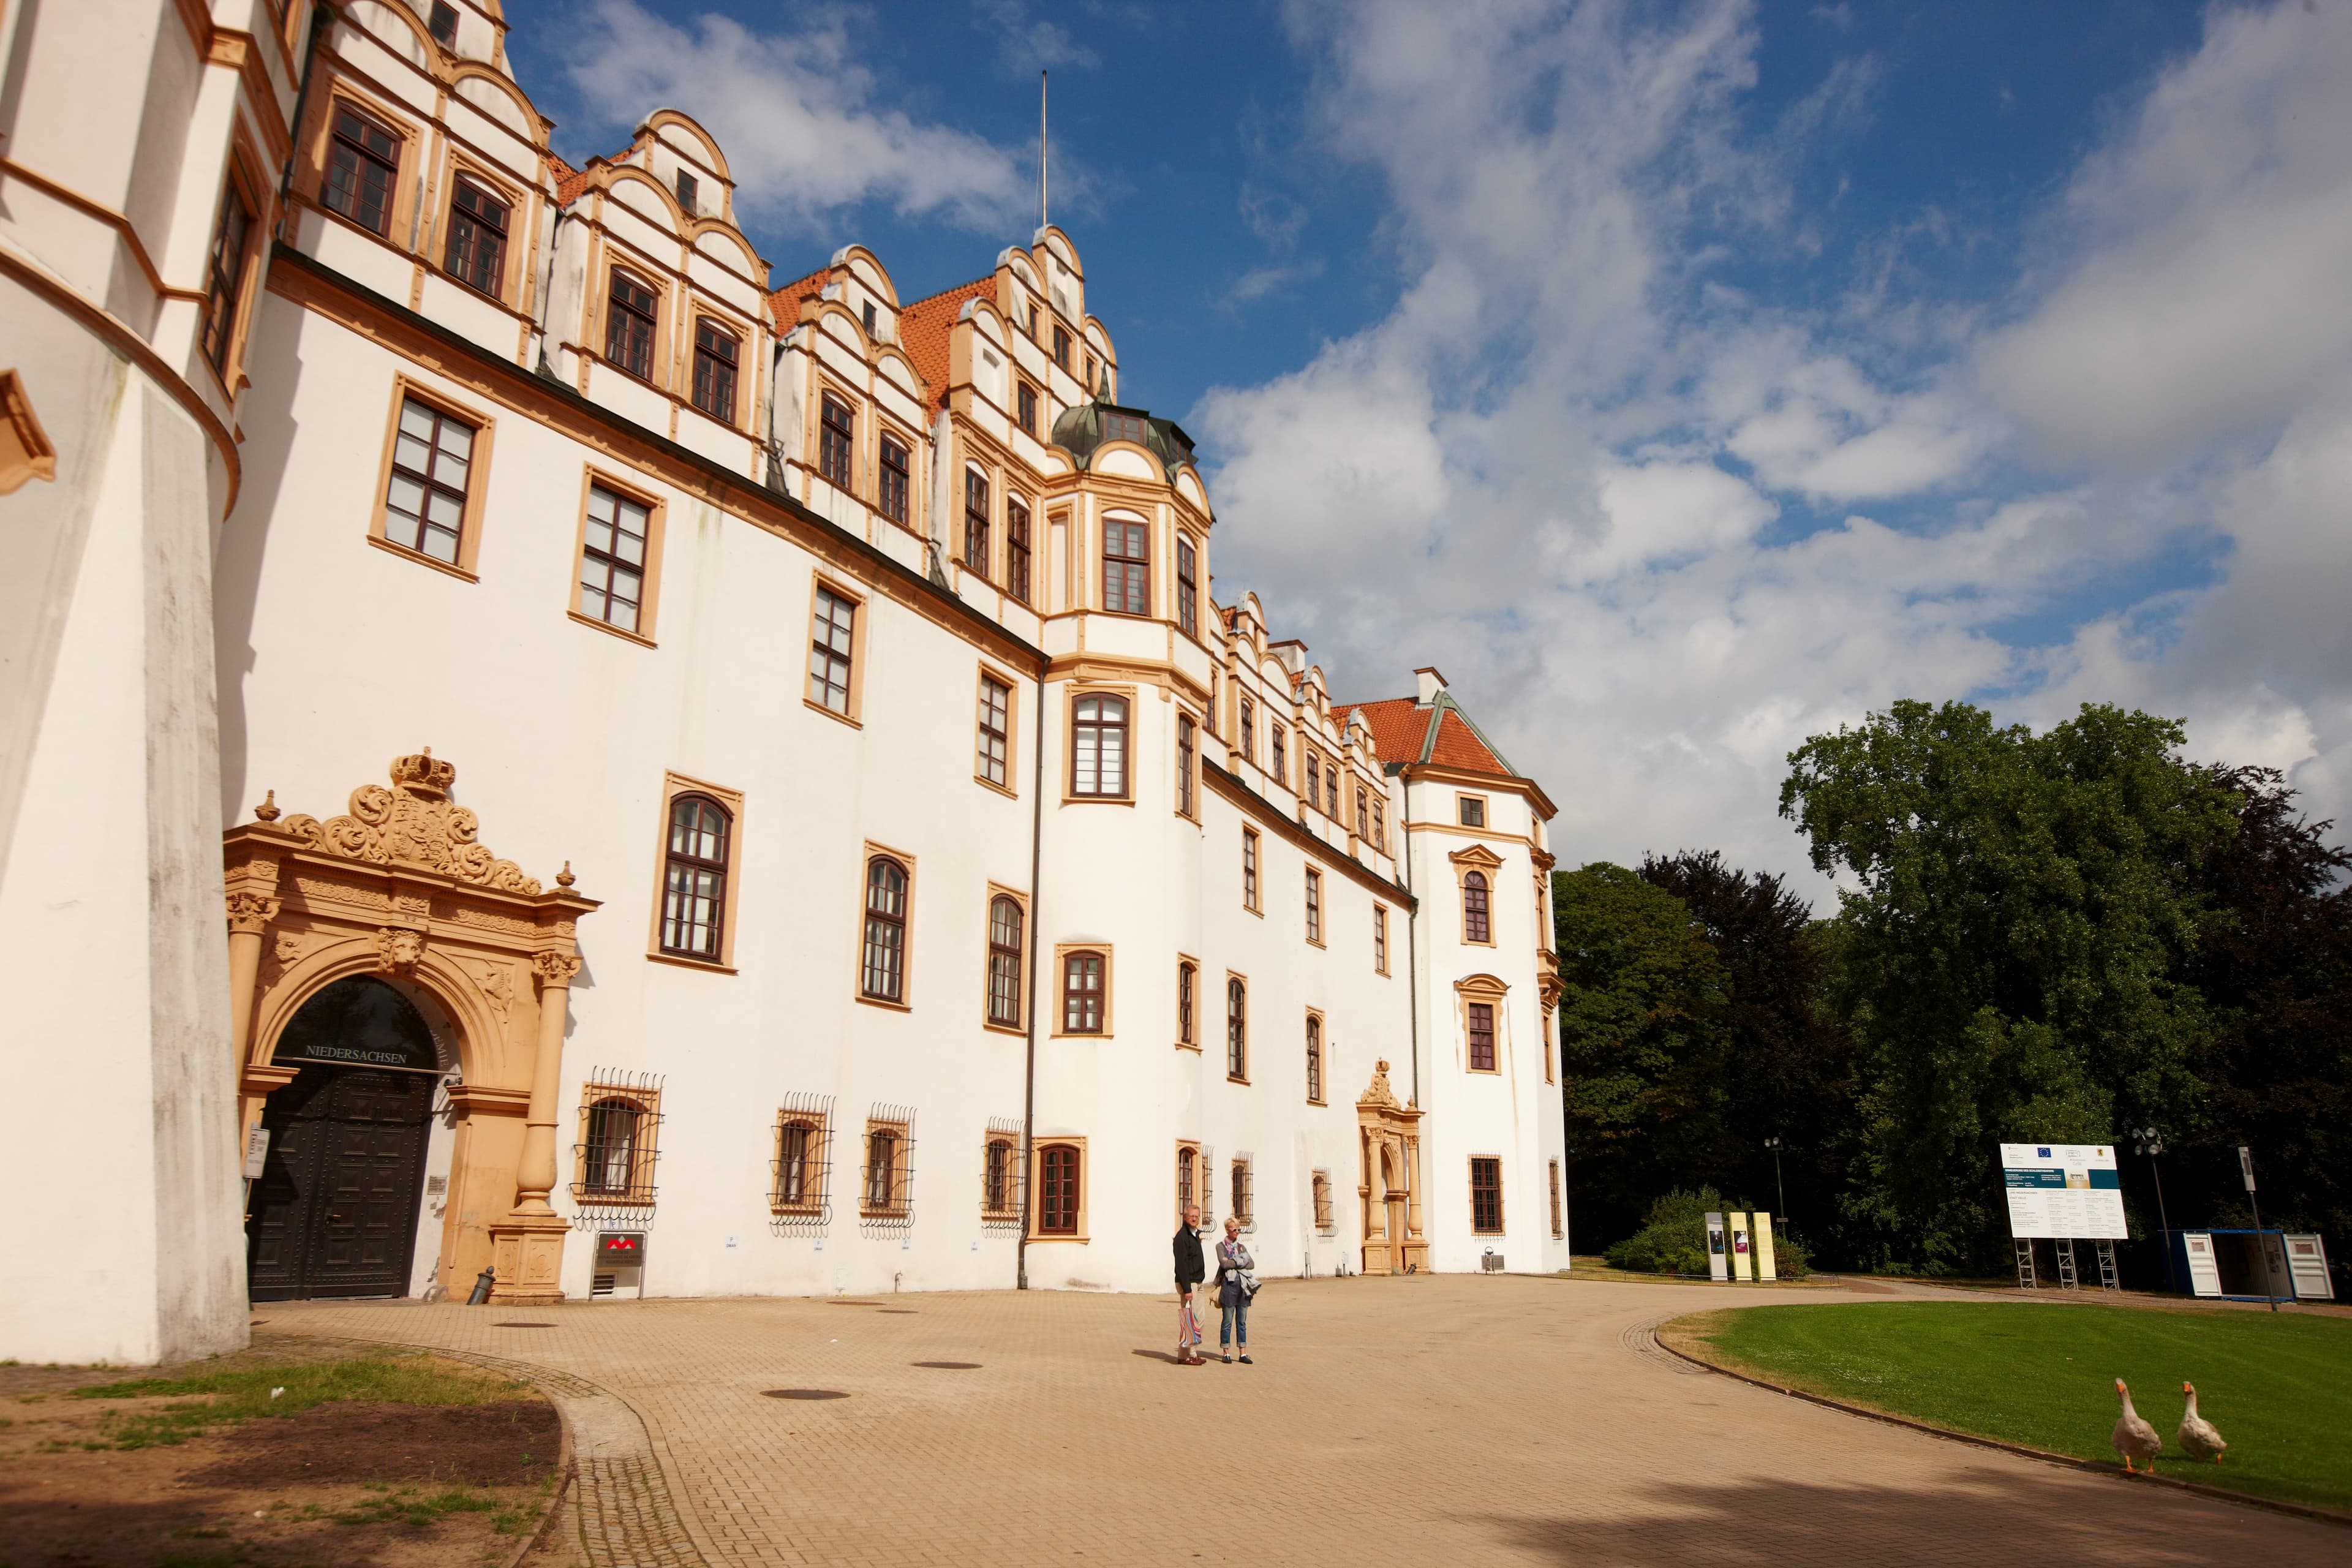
[1172,1205,1207,1365]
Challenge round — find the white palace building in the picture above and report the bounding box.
[2,0,1568,1365]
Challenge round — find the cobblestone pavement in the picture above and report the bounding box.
[263,1276,2346,1567]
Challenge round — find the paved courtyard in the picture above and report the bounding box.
[266,1276,2344,1566]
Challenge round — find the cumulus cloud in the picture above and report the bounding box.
[1197,0,2352,899]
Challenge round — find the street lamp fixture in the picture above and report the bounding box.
[2131,1126,2172,1294]
[1763,1137,1786,1232]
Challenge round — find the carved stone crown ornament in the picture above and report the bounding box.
[1360,1058,1400,1109]
[278,748,543,894]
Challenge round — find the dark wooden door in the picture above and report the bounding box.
[247,1063,433,1301]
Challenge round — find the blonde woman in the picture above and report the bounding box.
[1214,1216,1258,1364]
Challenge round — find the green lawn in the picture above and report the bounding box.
[1668,1301,2352,1515]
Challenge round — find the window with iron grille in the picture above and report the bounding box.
[383,396,474,564]
[1071,694,1128,797]
[1052,323,1071,368]
[1061,950,1104,1034]
[203,178,255,372]
[1176,714,1196,817]
[1177,960,1197,1047]
[1471,1156,1504,1234]
[986,894,1023,1027]
[1226,977,1247,1080]
[1463,871,1491,943]
[605,268,657,379]
[862,1120,911,1218]
[771,1109,828,1215]
[1549,1159,1564,1237]
[977,675,1012,788]
[1306,1013,1324,1103]
[660,794,729,958]
[1241,828,1259,911]
[1175,534,1199,638]
[1231,1158,1253,1228]
[818,393,855,489]
[963,469,990,576]
[324,104,401,235]
[1177,1144,1197,1218]
[1305,868,1322,944]
[578,483,650,632]
[861,857,908,1002]
[807,586,855,712]
[1270,725,1286,789]
[429,1,459,45]
[1373,905,1389,974]
[983,1135,1020,1220]
[674,167,698,209]
[572,1080,662,1206]
[1468,1001,1496,1071]
[445,175,508,296]
[879,434,910,523]
[1036,1143,1080,1234]
[691,319,738,422]
[1313,1169,1334,1232]
[1240,697,1256,763]
[1101,520,1149,615]
[1006,498,1032,604]
[1016,380,1038,435]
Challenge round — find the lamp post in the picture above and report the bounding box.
[1763,1137,1786,1232]
[2240,1144,2279,1313]
[2131,1126,2172,1294]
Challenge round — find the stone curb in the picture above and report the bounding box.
[1649,1319,2352,1532]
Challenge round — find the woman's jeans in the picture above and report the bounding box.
[1220,1294,1249,1349]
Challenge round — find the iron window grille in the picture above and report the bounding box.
[807,586,855,712]
[1463,871,1492,944]
[384,396,475,565]
[982,1118,1026,1227]
[861,857,908,1002]
[1061,950,1104,1034]
[964,469,990,576]
[605,269,657,380]
[769,1094,832,1229]
[978,676,1012,788]
[1102,520,1149,615]
[1177,960,1197,1047]
[859,1104,916,1225]
[691,320,739,422]
[1231,1158,1254,1231]
[1313,1170,1335,1233]
[1177,714,1196,817]
[1306,1015,1324,1103]
[445,175,508,296]
[1468,1001,1497,1071]
[1175,534,1199,638]
[1305,869,1322,943]
[324,104,400,236]
[660,794,729,958]
[1199,1142,1216,1227]
[1071,694,1128,797]
[203,178,255,372]
[1006,498,1032,604]
[1036,1143,1080,1234]
[986,894,1023,1027]
[571,1071,664,1220]
[1226,977,1247,1080]
[879,435,910,524]
[578,483,650,632]
[1471,1156,1505,1234]
[818,393,855,489]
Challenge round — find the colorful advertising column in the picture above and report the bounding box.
[1728,1213,1754,1282]
[1706,1212,1728,1282]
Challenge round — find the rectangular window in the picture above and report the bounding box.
[1242,829,1260,911]
[444,175,509,296]
[1325,761,1340,816]
[1177,960,1197,1047]
[1240,697,1256,763]
[1270,725,1287,790]
[1175,534,1199,639]
[1102,519,1148,615]
[605,269,657,379]
[690,319,739,423]
[1016,380,1038,434]
[1085,352,1098,390]
[1373,905,1389,974]
[964,469,990,576]
[862,300,877,337]
[323,104,401,236]
[1231,1158,1253,1227]
[1460,794,1487,828]
[1305,1012,1324,1103]
[1052,323,1071,368]
[983,1134,1019,1218]
[1062,950,1104,1033]
[1468,1001,1496,1072]
[772,1114,824,1213]
[859,854,910,1003]
[1355,786,1369,840]
[657,787,734,961]
[819,393,855,489]
[1373,801,1386,851]
[1226,976,1247,1079]
[1549,1160,1564,1237]
[1006,497,1032,605]
[1176,713,1197,818]
[1471,1156,1504,1234]
[383,396,474,564]
[977,674,1012,788]
[429,0,459,45]
[861,1120,911,1218]
[578,483,651,632]
[878,434,910,523]
[1177,1144,1199,1216]
[1071,693,1129,797]
[986,894,1025,1028]
[202,176,256,373]
[1037,1143,1080,1234]
[1305,868,1322,944]
[674,168,698,210]
[807,585,856,714]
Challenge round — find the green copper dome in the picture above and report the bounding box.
[1050,393,1197,475]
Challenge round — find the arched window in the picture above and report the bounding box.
[772,1115,823,1212]
[1313,1170,1333,1231]
[861,858,908,1001]
[864,1125,900,1213]
[986,895,1023,1026]
[581,1098,641,1197]
[661,794,730,958]
[1177,960,1197,1046]
[1306,1014,1324,1104]
[1071,693,1129,796]
[1226,977,1248,1080]
[984,1136,1016,1216]
[1061,950,1104,1033]
[1037,1143,1080,1235]
[1177,1145,1197,1216]
[1463,870,1491,944]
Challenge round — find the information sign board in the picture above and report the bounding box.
[1752,1212,1777,1282]
[2000,1143,2126,1238]
[2180,1232,2222,1297]
[1728,1213,1754,1281]
[1705,1212,1728,1282]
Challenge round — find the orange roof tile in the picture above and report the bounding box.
[896,276,993,411]
[765,265,832,333]
[1332,696,1511,777]
[1428,708,1507,773]
[546,152,592,206]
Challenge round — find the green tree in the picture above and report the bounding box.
[1779,700,2237,1272]
[1551,862,1729,1243]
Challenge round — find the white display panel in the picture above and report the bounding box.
[2000,1142,2128,1239]
[2181,1231,2223,1297]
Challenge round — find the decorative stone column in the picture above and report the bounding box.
[488,949,579,1303]
[224,890,279,1077]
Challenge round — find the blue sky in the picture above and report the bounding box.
[510,1,2352,898]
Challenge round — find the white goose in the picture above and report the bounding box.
[2178,1381,2228,1463]
[2112,1378,2162,1472]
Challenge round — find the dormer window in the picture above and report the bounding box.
[605,269,657,380]
[862,300,876,337]
[1016,381,1038,435]
[323,105,401,237]
[1101,411,1150,447]
[1052,325,1071,369]
[674,168,698,211]
[429,1,459,47]
[445,176,509,296]
[691,320,738,422]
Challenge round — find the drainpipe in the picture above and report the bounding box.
[272,1,334,239]
[1016,657,1046,1289]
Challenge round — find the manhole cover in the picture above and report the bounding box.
[826,1300,881,1306]
[763,1389,850,1400]
[913,1361,982,1370]
[496,1321,556,1328]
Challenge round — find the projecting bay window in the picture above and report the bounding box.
[818,393,855,490]
[1071,694,1129,798]
[690,320,739,423]
[202,176,255,374]
[860,856,910,1005]
[444,175,509,297]
[986,894,1025,1028]
[1175,533,1199,639]
[964,469,990,577]
[1006,498,1032,604]
[1102,519,1149,615]
[323,104,401,236]
[605,268,657,380]
[976,673,1012,789]
[879,434,911,525]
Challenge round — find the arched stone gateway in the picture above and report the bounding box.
[222,752,597,1303]
[1356,1059,1427,1275]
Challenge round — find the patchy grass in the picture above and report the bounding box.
[68,1354,530,1450]
[1668,1301,2352,1515]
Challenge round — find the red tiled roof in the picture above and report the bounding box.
[896,276,993,412]
[765,265,832,333]
[546,153,592,206]
[1428,708,1507,773]
[1331,697,1510,777]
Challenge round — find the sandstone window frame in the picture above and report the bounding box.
[1241,827,1261,914]
[1454,973,1510,1076]
[859,1115,914,1221]
[804,573,867,726]
[817,386,858,492]
[1030,1137,1088,1241]
[646,772,744,972]
[440,165,515,302]
[689,315,741,426]
[1065,687,1134,802]
[982,1128,1024,1224]
[1304,867,1324,946]
[369,377,494,582]
[1175,709,1199,820]
[314,93,410,240]
[603,263,662,383]
[1373,904,1390,976]
[1224,973,1249,1083]
[1450,843,1504,949]
[984,886,1028,1034]
[1458,792,1490,829]
[771,1107,829,1216]
[857,844,916,1010]
[1470,1155,1505,1235]
[1176,1140,1201,1221]
[963,466,992,579]
[1006,495,1033,605]
[1101,515,1150,617]
[1175,532,1200,641]
[1055,944,1112,1037]
[1305,1008,1326,1105]
[571,1080,663,1207]
[1231,1155,1255,1232]
[878,430,913,527]
[202,146,269,383]
[568,467,666,646]
[1549,1159,1564,1237]
[975,666,1019,795]
[1313,1169,1335,1233]
[1176,957,1200,1050]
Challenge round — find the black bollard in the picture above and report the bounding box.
[466,1266,497,1305]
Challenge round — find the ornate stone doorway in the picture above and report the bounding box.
[1357,1059,1427,1275]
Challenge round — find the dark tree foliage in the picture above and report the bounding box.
[1638,851,1856,1251]
[2171,766,2352,1291]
